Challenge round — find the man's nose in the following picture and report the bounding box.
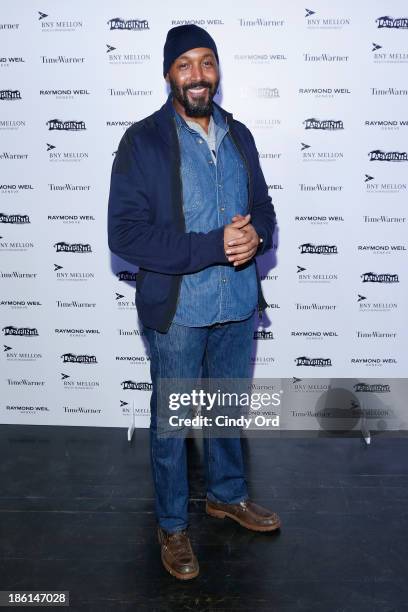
[190,63,204,81]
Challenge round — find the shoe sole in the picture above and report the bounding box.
[206,502,281,532]
[161,552,199,580]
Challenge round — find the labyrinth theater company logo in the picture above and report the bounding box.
[376,16,408,29]
[3,325,39,337]
[294,356,332,367]
[46,119,86,131]
[0,90,21,101]
[303,118,344,130]
[361,272,399,283]
[61,353,97,364]
[368,149,408,162]
[107,17,149,30]
[0,213,30,224]
[54,242,92,253]
[299,243,338,254]
[121,380,153,391]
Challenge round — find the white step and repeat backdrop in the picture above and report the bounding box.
[1,1,407,428]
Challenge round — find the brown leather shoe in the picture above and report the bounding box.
[158,527,199,580]
[206,498,281,532]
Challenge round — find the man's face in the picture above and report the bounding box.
[166,47,219,117]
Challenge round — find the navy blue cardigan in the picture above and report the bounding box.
[107,94,276,332]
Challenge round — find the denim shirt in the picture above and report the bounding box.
[172,102,258,327]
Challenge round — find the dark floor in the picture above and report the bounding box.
[0,425,407,612]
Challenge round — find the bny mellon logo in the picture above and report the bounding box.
[38,12,48,20]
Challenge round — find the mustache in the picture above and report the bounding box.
[182,81,213,92]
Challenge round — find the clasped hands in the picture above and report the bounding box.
[223,213,261,267]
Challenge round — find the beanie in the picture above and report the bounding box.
[163,24,219,77]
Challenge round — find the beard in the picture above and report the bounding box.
[169,77,219,117]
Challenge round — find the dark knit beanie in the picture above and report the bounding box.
[163,24,219,77]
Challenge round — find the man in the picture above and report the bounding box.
[108,24,280,580]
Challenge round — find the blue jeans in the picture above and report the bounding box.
[143,312,255,533]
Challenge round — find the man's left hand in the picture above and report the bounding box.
[225,213,261,266]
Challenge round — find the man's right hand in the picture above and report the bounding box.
[223,213,251,258]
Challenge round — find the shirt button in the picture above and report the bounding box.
[222,278,227,283]
[197,139,203,144]
[220,207,225,212]
[208,160,213,164]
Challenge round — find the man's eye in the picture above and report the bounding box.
[204,61,213,66]
[179,63,188,69]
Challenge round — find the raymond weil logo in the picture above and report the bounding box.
[48,214,95,225]
[53,242,92,253]
[364,174,407,193]
[298,87,350,99]
[107,18,149,30]
[368,149,408,162]
[40,89,90,99]
[38,12,83,32]
[305,8,350,29]
[350,356,397,367]
[303,118,343,130]
[291,330,338,339]
[361,272,399,283]
[0,56,25,67]
[46,119,86,131]
[0,213,30,224]
[294,356,332,367]
[234,52,287,63]
[0,89,21,100]
[106,44,151,65]
[0,184,33,195]
[294,215,344,225]
[357,244,406,255]
[299,243,338,254]
[301,142,344,162]
[376,16,408,29]
[54,328,100,337]
[0,300,41,310]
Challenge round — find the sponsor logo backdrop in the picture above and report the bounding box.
[1,1,407,427]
